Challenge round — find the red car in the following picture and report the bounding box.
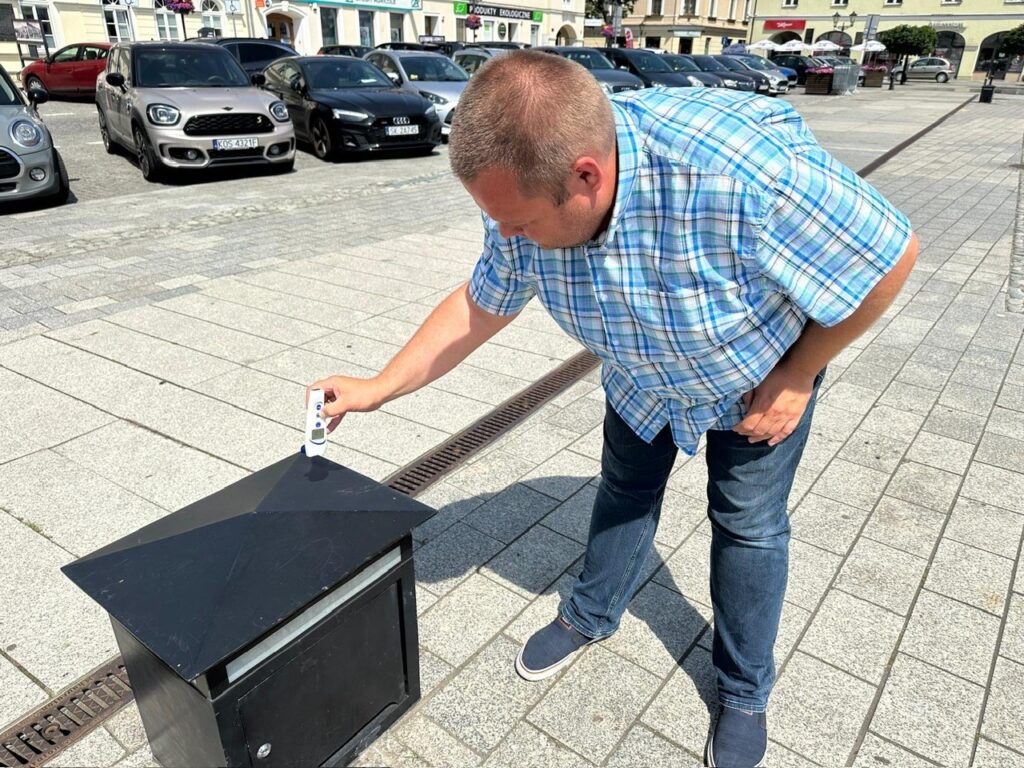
[20,42,111,96]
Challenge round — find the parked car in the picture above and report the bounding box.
[479,42,530,50]
[188,37,297,76]
[20,42,111,97]
[686,54,757,92]
[0,66,69,207]
[660,53,725,87]
[728,53,797,85]
[906,57,954,82]
[364,49,468,138]
[262,56,440,159]
[601,48,701,88]
[534,46,645,94]
[453,47,509,75]
[716,55,788,95]
[96,42,295,182]
[375,42,434,51]
[770,54,828,85]
[319,44,373,58]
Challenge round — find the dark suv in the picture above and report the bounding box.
[602,48,699,88]
[188,37,297,76]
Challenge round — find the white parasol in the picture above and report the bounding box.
[810,40,843,52]
[850,40,887,52]
[775,39,807,53]
[746,40,780,51]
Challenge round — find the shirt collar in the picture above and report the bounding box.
[590,100,643,249]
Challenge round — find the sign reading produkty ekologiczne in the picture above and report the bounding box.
[453,2,542,22]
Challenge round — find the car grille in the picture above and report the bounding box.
[370,116,431,142]
[183,114,274,136]
[0,149,21,180]
[208,147,266,162]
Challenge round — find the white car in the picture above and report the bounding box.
[364,49,468,138]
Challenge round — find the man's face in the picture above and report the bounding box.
[463,166,610,250]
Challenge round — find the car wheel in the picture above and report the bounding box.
[97,108,117,155]
[936,72,949,83]
[45,149,71,206]
[311,117,333,160]
[25,75,47,96]
[133,124,165,182]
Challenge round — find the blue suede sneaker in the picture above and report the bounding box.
[514,616,597,681]
[707,705,768,767]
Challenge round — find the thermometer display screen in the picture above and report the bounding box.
[311,428,326,440]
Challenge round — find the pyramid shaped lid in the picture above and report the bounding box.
[61,454,435,682]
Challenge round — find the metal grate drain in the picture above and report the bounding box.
[0,659,132,768]
[385,350,601,496]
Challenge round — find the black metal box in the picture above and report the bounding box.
[62,454,436,768]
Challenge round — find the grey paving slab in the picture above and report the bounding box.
[858,405,927,443]
[481,722,592,768]
[199,278,373,331]
[481,526,584,600]
[463,483,561,545]
[974,738,1024,767]
[904,431,976,475]
[499,421,585,465]
[528,644,661,764]
[786,539,844,612]
[425,634,554,754]
[0,654,48,732]
[427,362,535,406]
[961,461,1024,515]
[836,428,911,475]
[852,734,935,767]
[605,725,696,767]
[45,726,126,768]
[981,657,1024,755]
[901,590,1001,684]
[102,702,149,753]
[835,537,927,616]
[655,489,707,549]
[418,574,527,667]
[886,461,962,513]
[521,451,602,502]
[870,653,985,767]
[791,493,870,555]
[390,714,483,768]
[653,533,713,609]
[862,496,946,559]
[640,646,717,758]
[923,405,988,443]
[810,458,890,512]
[109,745,161,768]
[926,539,1014,616]
[943,496,1024,560]
[1003,594,1024,666]
[799,590,904,685]
[416,522,505,597]
[770,651,877,764]
[974,431,1024,476]
[444,450,539,502]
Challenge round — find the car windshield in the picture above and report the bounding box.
[691,55,728,72]
[401,56,468,82]
[662,54,699,72]
[135,48,250,88]
[627,51,672,73]
[737,56,775,71]
[562,50,613,70]
[0,74,21,106]
[715,57,747,72]
[304,58,393,89]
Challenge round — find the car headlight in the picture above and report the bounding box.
[723,78,738,87]
[146,104,180,126]
[9,119,42,148]
[419,91,448,105]
[600,81,614,95]
[424,104,437,117]
[269,101,290,122]
[686,76,704,87]
[332,108,370,122]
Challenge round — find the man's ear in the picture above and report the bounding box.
[572,156,605,192]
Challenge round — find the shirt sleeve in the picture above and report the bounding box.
[467,220,536,316]
[754,146,913,328]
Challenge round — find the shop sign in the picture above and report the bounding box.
[930,21,965,31]
[419,34,445,43]
[672,29,701,37]
[453,2,542,22]
[321,0,421,10]
[763,19,805,31]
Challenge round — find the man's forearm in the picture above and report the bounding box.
[782,233,919,378]
[373,282,519,404]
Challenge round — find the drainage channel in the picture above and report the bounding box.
[0,95,978,767]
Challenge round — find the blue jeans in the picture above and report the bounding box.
[560,369,824,712]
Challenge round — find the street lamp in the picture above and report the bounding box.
[831,10,857,33]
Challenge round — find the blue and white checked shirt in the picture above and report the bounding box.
[468,88,913,455]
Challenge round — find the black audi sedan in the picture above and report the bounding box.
[261,56,441,160]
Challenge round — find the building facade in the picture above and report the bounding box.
[584,0,753,55]
[748,0,1024,79]
[1,0,583,75]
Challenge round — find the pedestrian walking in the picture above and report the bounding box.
[309,50,917,767]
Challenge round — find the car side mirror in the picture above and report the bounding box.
[387,71,401,84]
[618,64,629,70]
[105,72,126,89]
[27,87,48,106]
[251,72,267,86]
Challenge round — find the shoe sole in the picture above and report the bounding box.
[514,640,594,682]
[705,721,767,768]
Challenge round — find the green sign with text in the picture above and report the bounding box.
[454,2,542,22]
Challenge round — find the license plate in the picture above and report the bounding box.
[213,137,258,150]
[386,125,419,137]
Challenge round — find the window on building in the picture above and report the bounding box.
[831,0,848,5]
[424,14,438,34]
[456,17,466,41]
[682,0,696,13]
[883,0,901,4]
[320,7,338,46]
[649,0,662,14]
[389,12,403,42]
[18,3,54,57]
[727,0,736,18]
[781,0,797,7]
[530,23,539,45]
[154,0,180,40]
[483,19,493,40]
[359,10,374,46]
[708,0,718,16]
[507,20,517,40]
[102,0,133,42]
[200,0,223,32]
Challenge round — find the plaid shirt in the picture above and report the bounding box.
[468,88,913,455]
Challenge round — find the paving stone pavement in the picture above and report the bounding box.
[0,89,1022,767]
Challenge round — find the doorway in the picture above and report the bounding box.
[266,12,293,44]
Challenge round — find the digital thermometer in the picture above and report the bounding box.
[304,388,328,457]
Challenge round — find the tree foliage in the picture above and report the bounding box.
[586,0,637,22]
[877,25,938,56]
[1001,24,1024,56]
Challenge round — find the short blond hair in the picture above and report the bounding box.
[448,50,616,204]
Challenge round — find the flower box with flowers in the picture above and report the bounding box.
[861,65,887,87]
[804,66,834,94]
[166,0,194,12]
